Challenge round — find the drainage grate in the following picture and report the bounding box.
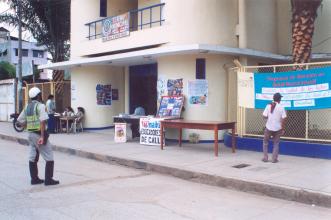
[232,163,251,169]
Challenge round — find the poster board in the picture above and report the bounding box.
[114,123,127,143]
[96,84,112,105]
[188,80,208,105]
[139,118,164,146]
[157,95,184,117]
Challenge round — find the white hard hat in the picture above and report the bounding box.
[29,87,41,99]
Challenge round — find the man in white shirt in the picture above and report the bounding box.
[262,93,286,163]
[46,94,56,133]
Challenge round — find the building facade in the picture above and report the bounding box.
[40,0,331,141]
[0,27,48,78]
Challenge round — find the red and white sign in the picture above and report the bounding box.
[102,12,130,41]
[139,118,164,146]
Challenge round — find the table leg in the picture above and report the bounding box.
[66,120,69,134]
[160,123,164,150]
[179,128,182,147]
[232,126,236,153]
[214,126,218,157]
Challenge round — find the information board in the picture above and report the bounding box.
[157,96,184,117]
[139,118,163,146]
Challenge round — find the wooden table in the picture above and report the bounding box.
[160,120,236,156]
[59,116,77,134]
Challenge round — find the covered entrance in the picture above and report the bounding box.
[129,64,157,115]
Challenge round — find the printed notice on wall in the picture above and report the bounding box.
[188,80,208,105]
[157,75,167,102]
[237,72,255,108]
[167,78,183,96]
[254,66,331,110]
[139,118,164,146]
[71,82,77,102]
[96,84,112,105]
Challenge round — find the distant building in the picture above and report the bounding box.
[0,27,48,79]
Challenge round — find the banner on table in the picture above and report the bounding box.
[102,12,130,41]
[251,66,331,110]
[139,118,164,146]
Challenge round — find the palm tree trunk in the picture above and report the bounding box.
[291,0,322,64]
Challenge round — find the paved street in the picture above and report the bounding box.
[0,139,330,220]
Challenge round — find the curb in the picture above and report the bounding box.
[1,133,331,208]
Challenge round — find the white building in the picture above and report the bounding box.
[0,27,48,78]
[40,0,331,142]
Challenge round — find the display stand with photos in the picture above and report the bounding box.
[157,95,184,118]
[139,95,185,146]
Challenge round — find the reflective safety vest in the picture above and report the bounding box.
[25,102,40,132]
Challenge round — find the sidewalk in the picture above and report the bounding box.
[1,122,331,208]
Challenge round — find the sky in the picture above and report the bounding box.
[0,1,34,41]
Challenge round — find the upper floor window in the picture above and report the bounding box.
[100,0,107,17]
[196,58,206,79]
[33,50,44,58]
[15,48,28,57]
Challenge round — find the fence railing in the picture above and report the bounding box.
[24,81,71,113]
[236,61,331,143]
[85,3,165,40]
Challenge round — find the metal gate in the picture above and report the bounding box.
[234,61,331,143]
[0,79,15,121]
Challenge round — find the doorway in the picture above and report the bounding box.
[129,64,157,115]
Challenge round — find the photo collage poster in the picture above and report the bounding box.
[96,84,112,105]
[158,96,184,117]
[167,78,183,96]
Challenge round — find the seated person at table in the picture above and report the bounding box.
[131,106,145,138]
[62,106,75,117]
[134,106,146,116]
[71,107,85,132]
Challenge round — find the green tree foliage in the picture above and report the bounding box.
[0,61,16,80]
[0,0,70,62]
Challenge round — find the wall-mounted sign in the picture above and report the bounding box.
[167,78,183,96]
[238,66,331,110]
[188,80,208,105]
[102,12,130,42]
[140,118,163,146]
[255,66,331,110]
[112,89,119,100]
[96,84,112,105]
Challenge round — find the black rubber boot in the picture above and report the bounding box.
[29,161,44,185]
[44,161,60,186]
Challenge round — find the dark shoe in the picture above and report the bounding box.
[45,161,60,186]
[272,159,279,163]
[45,179,60,186]
[29,161,44,185]
[262,158,268,162]
[31,178,44,185]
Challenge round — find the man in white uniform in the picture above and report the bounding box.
[262,93,287,163]
[18,87,60,185]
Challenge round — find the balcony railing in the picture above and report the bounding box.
[85,3,165,40]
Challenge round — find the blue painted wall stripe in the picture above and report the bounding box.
[224,132,331,159]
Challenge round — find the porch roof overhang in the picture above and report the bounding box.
[38,44,329,70]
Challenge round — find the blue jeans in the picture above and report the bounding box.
[47,114,55,133]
